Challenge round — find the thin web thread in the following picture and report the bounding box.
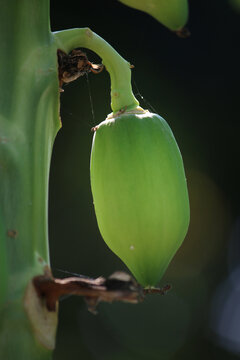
[132,79,158,114]
[60,75,95,129]
[86,73,95,125]
[61,77,158,127]
[53,268,92,279]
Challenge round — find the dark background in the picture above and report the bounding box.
[49,1,240,359]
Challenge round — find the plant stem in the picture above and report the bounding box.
[54,28,139,114]
[0,0,60,357]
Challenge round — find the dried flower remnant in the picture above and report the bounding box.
[57,49,104,91]
[33,271,171,314]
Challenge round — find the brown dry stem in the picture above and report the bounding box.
[33,271,171,314]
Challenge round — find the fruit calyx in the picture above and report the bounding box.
[107,106,148,120]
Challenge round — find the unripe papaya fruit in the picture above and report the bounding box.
[118,0,189,31]
[90,108,190,287]
[230,0,240,12]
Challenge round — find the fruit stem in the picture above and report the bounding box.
[54,27,139,114]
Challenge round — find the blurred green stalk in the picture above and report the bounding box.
[0,0,60,358]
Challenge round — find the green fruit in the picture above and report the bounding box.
[118,0,189,31]
[229,0,240,12]
[90,109,190,287]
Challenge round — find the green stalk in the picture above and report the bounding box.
[0,214,7,309]
[54,28,139,113]
[0,0,60,358]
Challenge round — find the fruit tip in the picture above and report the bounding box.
[175,27,191,38]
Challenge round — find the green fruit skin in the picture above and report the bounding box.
[230,0,240,12]
[90,112,190,287]
[119,0,188,31]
